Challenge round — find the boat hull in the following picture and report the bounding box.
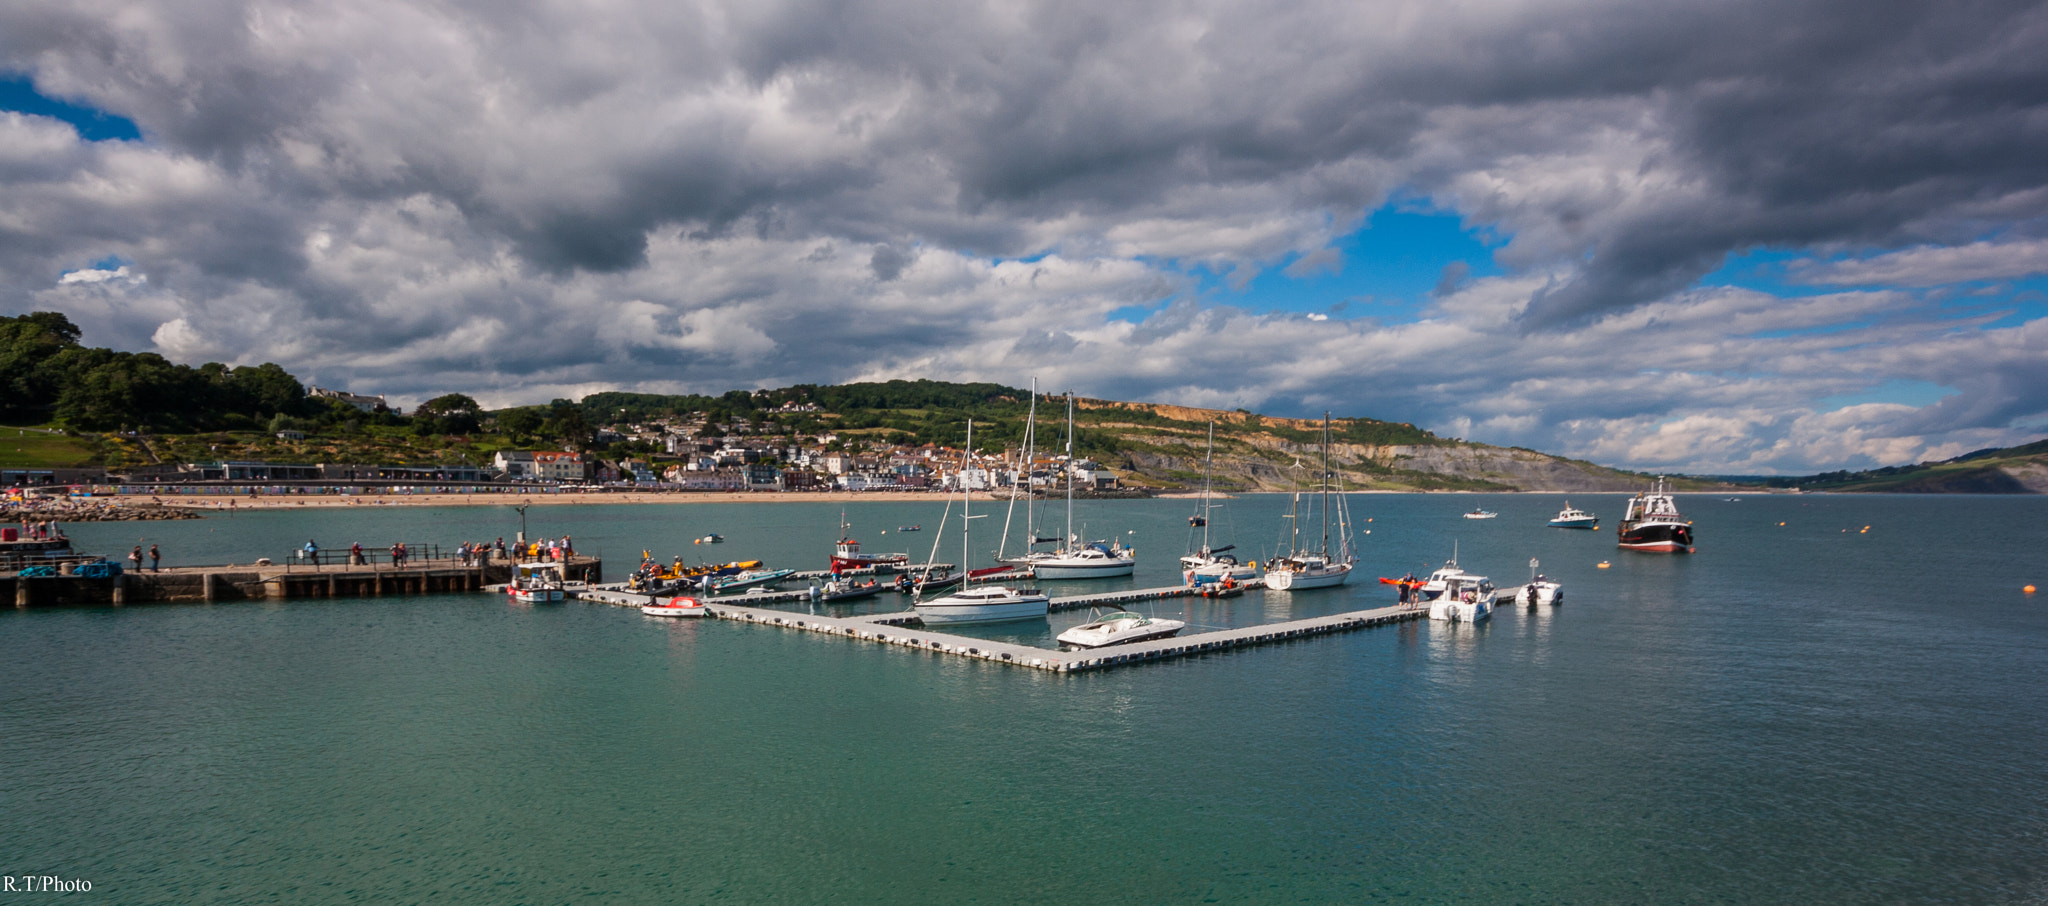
[640,603,705,617]
[1548,518,1598,529]
[511,589,564,603]
[1031,559,1135,580]
[914,596,1050,625]
[1058,622,1185,648]
[1265,564,1351,590]
[1430,597,1493,621]
[1618,521,1694,553]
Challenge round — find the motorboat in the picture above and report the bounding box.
[1420,554,1494,622]
[895,566,964,595]
[1264,413,1357,591]
[1512,575,1563,606]
[508,562,566,603]
[1618,478,1695,553]
[1180,422,1258,585]
[640,595,706,617]
[816,577,886,602]
[1463,508,1497,519]
[829,511,909,571]
[897,525,922,532]
[1195,578,1247,599]
[913,418,1049,626]
[1548,502,1599,529]
[694,534,724,544]
[706,567,796,594]
[1057,608,1186,648]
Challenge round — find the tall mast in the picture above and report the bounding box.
[961,419,973,585]
[1064,391,1075,549]
[1201,421,1214,551]
[998,377,1036,560]
[1320,412,1332,556]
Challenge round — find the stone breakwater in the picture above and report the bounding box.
[3,500,201,522]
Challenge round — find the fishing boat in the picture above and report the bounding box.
[1180,421,1258,585]
[915,419,1049,625]
[507,562,566,603]
[1618,478,1695,553]
[1264,414,1357,591]
[1057,608,1187,648]
[1022,393,1135,580]
[1548,502,1598,529]
[640,595,706,617]
[1420,554,1494,622]
[829,511,909,571]
[1463,508,1498,519]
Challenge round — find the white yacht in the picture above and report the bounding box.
[1057,609,1186,648]
[1463,508,1498,519]
[914,419,1050,626]
[1264,413,1357,591]
[1420,555,1494,622]
[1019,393,1136,580]
[1548,502,1599,529]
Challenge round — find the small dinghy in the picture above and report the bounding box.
[641,595,706,617]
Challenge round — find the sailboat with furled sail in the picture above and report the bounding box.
[1180,421,1257,585]
[1263,413,1356,591]
[914,419,1050,625]
[1022,392,1136,580]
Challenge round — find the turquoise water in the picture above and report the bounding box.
[7,494,2047,902]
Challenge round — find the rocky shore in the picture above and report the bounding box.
[3,498,203,523]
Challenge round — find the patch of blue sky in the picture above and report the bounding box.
[1171,206,1504,322]
[0,75,142,141]
[1817,379,1956,412]
[1699,247,1837,298]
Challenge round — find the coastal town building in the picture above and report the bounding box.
[309,386,387,412]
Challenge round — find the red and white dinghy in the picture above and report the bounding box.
[641,596,707,618]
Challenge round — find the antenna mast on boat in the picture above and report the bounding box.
[998,377,1036,562]
[1064,391,1075,549]
[1321,412,1332,557]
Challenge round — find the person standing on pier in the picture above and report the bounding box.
[494,538,505,561]
[128,546,142,572]
[149,544,160,571]
[350,541,364,565]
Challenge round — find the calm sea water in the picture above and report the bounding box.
[6,494,2046,903]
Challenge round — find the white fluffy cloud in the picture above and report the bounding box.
[3,0,2047,473]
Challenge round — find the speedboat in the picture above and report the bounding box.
[1463,508,1497,519]
[640,595,706,617]
[1548,502,1598,529]
[706,567,796,594]
[1057,609,1186,648]
[1618,478,1695,553]
[915,584,1050,625]
[694,534,724,544]
[1030,541,1137,579]
[1420,556,1494,622]
[508,562,566,603]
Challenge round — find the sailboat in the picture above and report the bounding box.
[1025,393,1137,580]
[1179,421,1257,585]
[914,420,1051,625]
[996,378,1059,568]
[1263,413,1356,591]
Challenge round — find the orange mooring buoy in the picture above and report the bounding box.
[2027,585,2038,594]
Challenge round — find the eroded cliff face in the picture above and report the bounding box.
[1118,435,1657,492]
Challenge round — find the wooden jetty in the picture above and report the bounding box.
[8,556,602,607]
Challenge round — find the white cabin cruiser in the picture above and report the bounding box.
[1057,609,1186,648]
[1421,558,1494,622]
[1548,502,1598,529]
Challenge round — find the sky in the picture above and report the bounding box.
[3,0,2045,475]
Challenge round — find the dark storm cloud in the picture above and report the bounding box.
[4,0,2047,471]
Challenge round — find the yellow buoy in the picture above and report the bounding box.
[1860,526,1870,533]
[1778,522,1786,526]
[1597,561,1611,569]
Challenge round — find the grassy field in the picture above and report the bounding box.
[0,429,101,468]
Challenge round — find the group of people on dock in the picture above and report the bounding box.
[125,544,161,572]
[14,519,67,542]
